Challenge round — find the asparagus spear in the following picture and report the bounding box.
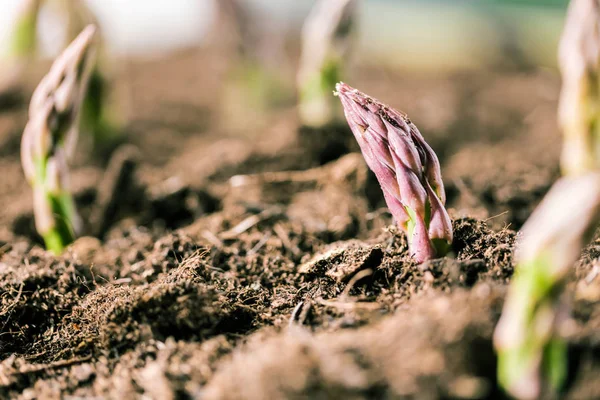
[494,173,600,399]
[6,0,113,150]
[21,25,97,254]
[335,82,452,262]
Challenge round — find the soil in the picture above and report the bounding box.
[1,47,600,399]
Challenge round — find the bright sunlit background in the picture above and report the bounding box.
[0,0,568,71]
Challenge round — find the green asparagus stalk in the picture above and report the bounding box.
[494,1,600,398]
[7,0,41,58]
[494,174,600,399]
[297,0,356,128]
[21,25,97,254]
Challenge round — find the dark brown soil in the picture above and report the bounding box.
[1,48,599,399]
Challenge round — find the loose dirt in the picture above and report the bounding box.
[1,49,599,399]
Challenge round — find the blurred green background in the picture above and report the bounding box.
[361,0,567,70]
[0,0,570,71]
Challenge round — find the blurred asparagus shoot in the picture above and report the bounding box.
[298,0,356,128]
[0,0,41,92]
[494,0,600,398]
[3,0,117,151]
[21,25,97,254]
[7,0,41,59]
[214,0,292,132]
[335,83,452,262]
[559,0,600,176]
[494,174,600,399]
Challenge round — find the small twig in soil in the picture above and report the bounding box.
[341,268,373,298]
[289,300,312,328]
[233,303,258,314]
[248,233,271,255]
[0,282,23,340]
[201,230,224,248]
[14,355,92,375]
[72,273,92,292]
[289,301,305,327]
[230,169,319,187]
[273,223,300,257]
[220,206,284,240]
[111,278,132,285]
[23,350,48,361]
[315,298,382,311]
[484,211,509,222]
[0,243,11,257]
[0,282,24,333]
[89,264,98,286]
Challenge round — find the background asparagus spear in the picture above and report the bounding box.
[297,0,357,128]
[558,0,600,177]
[0,0,41,92]
[494,174,600,399]
[21,25,97,254]
[494,1,600,398]
[335,82,453,262]
[3,0,115,152]
[7,0,41,59]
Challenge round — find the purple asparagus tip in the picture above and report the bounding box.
[335,82,452,262]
